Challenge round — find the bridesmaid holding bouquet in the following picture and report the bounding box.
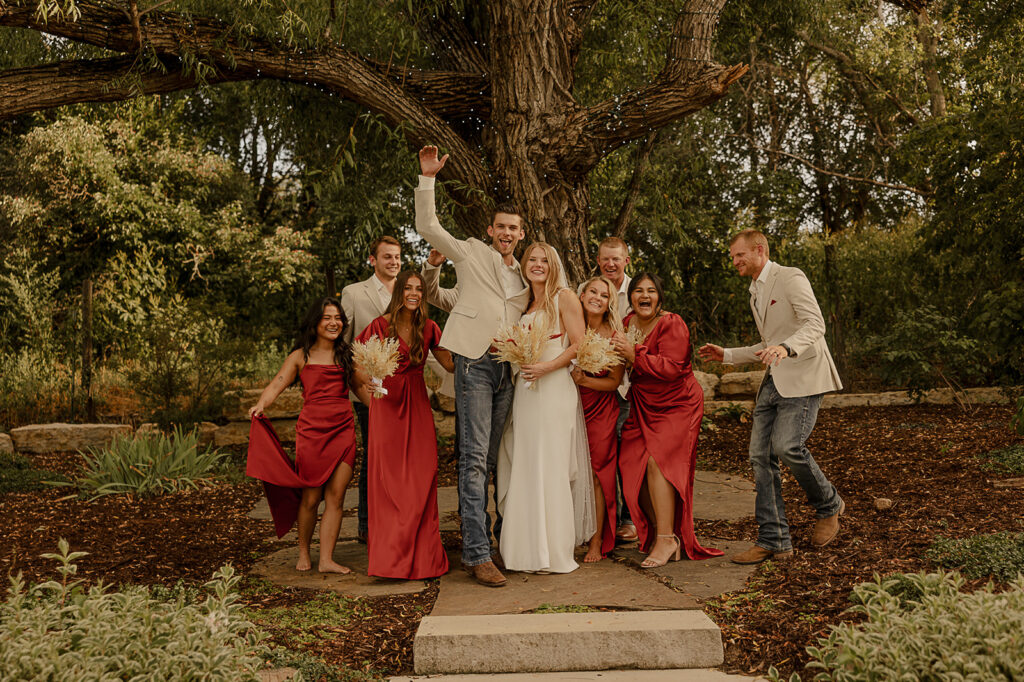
[356,271,454,580]
[570,276,625,562]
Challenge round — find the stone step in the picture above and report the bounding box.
[413,610,723,675]
[392,670,764,681]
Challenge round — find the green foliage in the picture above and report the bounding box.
[927,532,1024,582]
[863,305,988,398]
[0,539,265,680]
[248,591,373,648]
[531,603,598,614]
[264,648,379,682]
[69,426,227,498]
[0,451,65,494]
[977,444,1024,475]
[769,570,1024,681]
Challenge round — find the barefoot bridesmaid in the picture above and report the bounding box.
[247,297,370,574]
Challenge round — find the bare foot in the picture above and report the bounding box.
[318,559,352,574]
[583,543,603,563]
[296,554,312,572]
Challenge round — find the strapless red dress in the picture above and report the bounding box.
[246,363,357,538]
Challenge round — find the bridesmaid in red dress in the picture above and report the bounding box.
[570,276,625,562]
[246,297,372,573]
[612,272,724,568]
[355,271,454,580]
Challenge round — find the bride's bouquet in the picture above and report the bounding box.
[351,336,401,398]
[572,328,623,375]
[491,323,560,390]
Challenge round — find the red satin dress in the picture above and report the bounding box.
[357,317,449,579]
[579,370,619,556]
[246,363,357,538]
[619,312,723,560]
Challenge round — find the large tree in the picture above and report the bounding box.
[0,0,747,280]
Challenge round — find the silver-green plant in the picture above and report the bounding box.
[70,425,227,498]
[0,539,266,680]
[768,570,1024,681]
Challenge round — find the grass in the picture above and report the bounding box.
[530,603,598,614]
[0,452,65,493]
[926,531,1024,582]
[247,591,374,648]
[977,443,1024,475]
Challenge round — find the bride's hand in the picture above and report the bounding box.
[570,365,586,386]
[611,332,635,364]
[520,361,556,383]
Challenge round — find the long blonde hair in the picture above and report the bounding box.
[579,275,624,334]
[521,241,564,332]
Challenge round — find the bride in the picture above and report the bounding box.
[497,242,595,574]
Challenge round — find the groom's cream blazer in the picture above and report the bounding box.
[725,263,843,398]
[416,179,530,359]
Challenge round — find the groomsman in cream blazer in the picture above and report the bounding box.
[340,236,402,543]
[416,146,530,588]
[700,229,844,565]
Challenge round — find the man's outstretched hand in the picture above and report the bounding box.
[419,146,449,177]
[698,343,724,363]
[427,249,447,267]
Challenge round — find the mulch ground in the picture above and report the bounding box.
[1,403,1021,679]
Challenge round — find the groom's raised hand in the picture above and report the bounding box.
[419,146,449,177]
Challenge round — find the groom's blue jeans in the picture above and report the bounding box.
[749,374,842,552]
[454,351,514,567]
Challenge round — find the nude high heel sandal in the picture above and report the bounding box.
[641,534,681,568]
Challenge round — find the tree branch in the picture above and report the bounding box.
[0,55,250,118]
[564,0,746,172]
[746,142,930,196]
[613,131,658,240]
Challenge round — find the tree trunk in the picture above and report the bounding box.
[915,8,947,118]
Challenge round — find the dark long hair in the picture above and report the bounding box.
[385,271,430,365]
[291,297,355,387]
[626,272,666,317]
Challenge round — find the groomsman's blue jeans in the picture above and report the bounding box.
[454,351,514,567]
[749,374,842,552]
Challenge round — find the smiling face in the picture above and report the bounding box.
[597,244,630,287]
[630,277,660,321]
[401,275,424,313]
[317,305,344,342]
[580,280,612,318]
[524,245,550,284]
[729,236,767,279]
[487,212,525,258]
[370,242,402,281]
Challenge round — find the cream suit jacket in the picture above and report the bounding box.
[415,183,530,359]
[726,264,843,398]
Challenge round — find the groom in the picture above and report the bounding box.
[415,146,530,587]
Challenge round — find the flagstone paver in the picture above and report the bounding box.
[391,669,767,681]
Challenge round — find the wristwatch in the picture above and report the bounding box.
[780,343,794,357]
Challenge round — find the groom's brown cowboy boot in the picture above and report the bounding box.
[730,546,793,565]
[811,499,846,548]
[464,560,507,587]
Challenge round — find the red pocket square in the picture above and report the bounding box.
[770,299,777,306]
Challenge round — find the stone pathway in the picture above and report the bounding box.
[248,471,760,677]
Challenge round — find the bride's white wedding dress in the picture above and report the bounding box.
[496,294,595,574]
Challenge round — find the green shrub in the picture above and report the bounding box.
[71,426,227,498]
[926,532,1024,582]
[0,540,265,680]
[978,443,1024,475]
[769,570,1024,681]
[0,451,65,494]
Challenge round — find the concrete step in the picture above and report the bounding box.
[393,669,762,681]
[413,610,723,675]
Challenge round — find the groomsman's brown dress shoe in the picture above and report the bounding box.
[811,499,846,548]
[464,560,507,587]
[730,546,793,565]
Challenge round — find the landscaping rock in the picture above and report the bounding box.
[215,420,296,447]
[693,371,720,401]
[430,390,457,414]
[258,668,298,682]
[136,423,161,437]
[196,421,218,446]
[224,388,303,420]
[717,371,765,397]
[434,411,455,439]
[873,497,893,510]
[0,433,13,455]
[10,423,133,454]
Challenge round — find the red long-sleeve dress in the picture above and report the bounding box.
[357,317,449,579]
[579,370,619,556]
[619,312,723,560]
[246,363,357,538]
